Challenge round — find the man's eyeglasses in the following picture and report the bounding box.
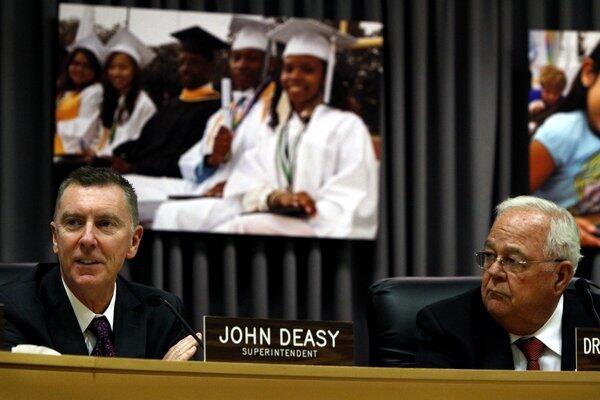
[475,251,562,273]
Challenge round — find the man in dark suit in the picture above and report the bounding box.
[416,196,599,370]
[0,167,200,360]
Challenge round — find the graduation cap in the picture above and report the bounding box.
[268,18,356,104]
[69,34,107,65]
[106,27,156,68]
[171,26,228,60]
[230,16,277,82]
[229,16,274,52]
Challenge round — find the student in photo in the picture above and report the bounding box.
[146,17,277,230]
[93,27,157,157]
[109,26,227,178]
[54,34,106,155]
[217,19,378,239]
[528,64,567,135]
[530,41,600,278]
[178,17,276,198]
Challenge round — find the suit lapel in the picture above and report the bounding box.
[113,278,146,358]
[477,295,514,370]
[39,266,88,355]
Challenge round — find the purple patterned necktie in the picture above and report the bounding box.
[516,337,545,370]
[88,316,116,357]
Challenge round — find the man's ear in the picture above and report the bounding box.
[554,260,574,294]
[50,221,58,254]
[581,58,597,88]
[126,225,144,260]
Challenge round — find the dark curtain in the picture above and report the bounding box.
[2,0,599,272]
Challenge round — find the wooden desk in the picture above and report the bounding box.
[0,352,598,399]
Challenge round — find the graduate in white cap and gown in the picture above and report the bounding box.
[54,34,106,155]
[177,16,276,196]
[148,16,277,230]
[126,17,276,226]
[216,18,378,239]
[110,26,227,178]
[92,27,157,157]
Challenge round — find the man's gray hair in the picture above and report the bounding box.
[55,166,139,229]
[496,196,581,270]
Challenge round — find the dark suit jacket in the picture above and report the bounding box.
[0,263,187,359]
[115,97,220,178]
[415,287,599,370]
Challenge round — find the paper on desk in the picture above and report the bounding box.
[12,344,61,355]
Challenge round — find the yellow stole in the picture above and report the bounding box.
[259,81,277,122]
[54,91,81,155]
[179,85,220,102]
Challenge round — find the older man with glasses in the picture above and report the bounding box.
[415,196,599,370]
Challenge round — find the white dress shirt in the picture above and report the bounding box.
[61,277,117,354]
[509,295,563,371]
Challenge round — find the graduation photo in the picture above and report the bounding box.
[54,5,384,240]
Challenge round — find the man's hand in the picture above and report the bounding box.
[268,190,317,217]
[206,126,233,167]
[575,216,600,247]
[163,332,203,361]
[204,181,226,197]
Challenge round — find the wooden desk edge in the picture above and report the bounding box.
[1,351,598,383]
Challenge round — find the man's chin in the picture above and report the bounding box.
[72,262,104,274]
[69,263,105,280]
[484,294,511,317]
[62,273,105,294]
[72,273,103,285]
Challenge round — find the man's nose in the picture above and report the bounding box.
[486,258,506,280]
[79,222,97,248]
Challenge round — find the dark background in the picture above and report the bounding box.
[2,0,599,364]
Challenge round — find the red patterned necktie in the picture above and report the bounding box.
[516,337,545,370]
[88,316,116,357]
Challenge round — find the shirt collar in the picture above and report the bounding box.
[233,88,255,103]
[61,277,117,334]
[509,294,563,356]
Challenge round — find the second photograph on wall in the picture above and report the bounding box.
[528,29,600,277]
[54,4,384,240]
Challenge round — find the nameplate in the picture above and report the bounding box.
[203,316,354,365]
[576,327,600,371]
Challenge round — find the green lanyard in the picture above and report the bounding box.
[276,114,307,189]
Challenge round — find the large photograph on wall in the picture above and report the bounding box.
[55,4,383,240]
[528,30,600,240]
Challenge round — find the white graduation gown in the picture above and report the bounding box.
[55,83,103,153]
[95,90,156,156]
[219,104,379,239]
[125,89,266,228]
